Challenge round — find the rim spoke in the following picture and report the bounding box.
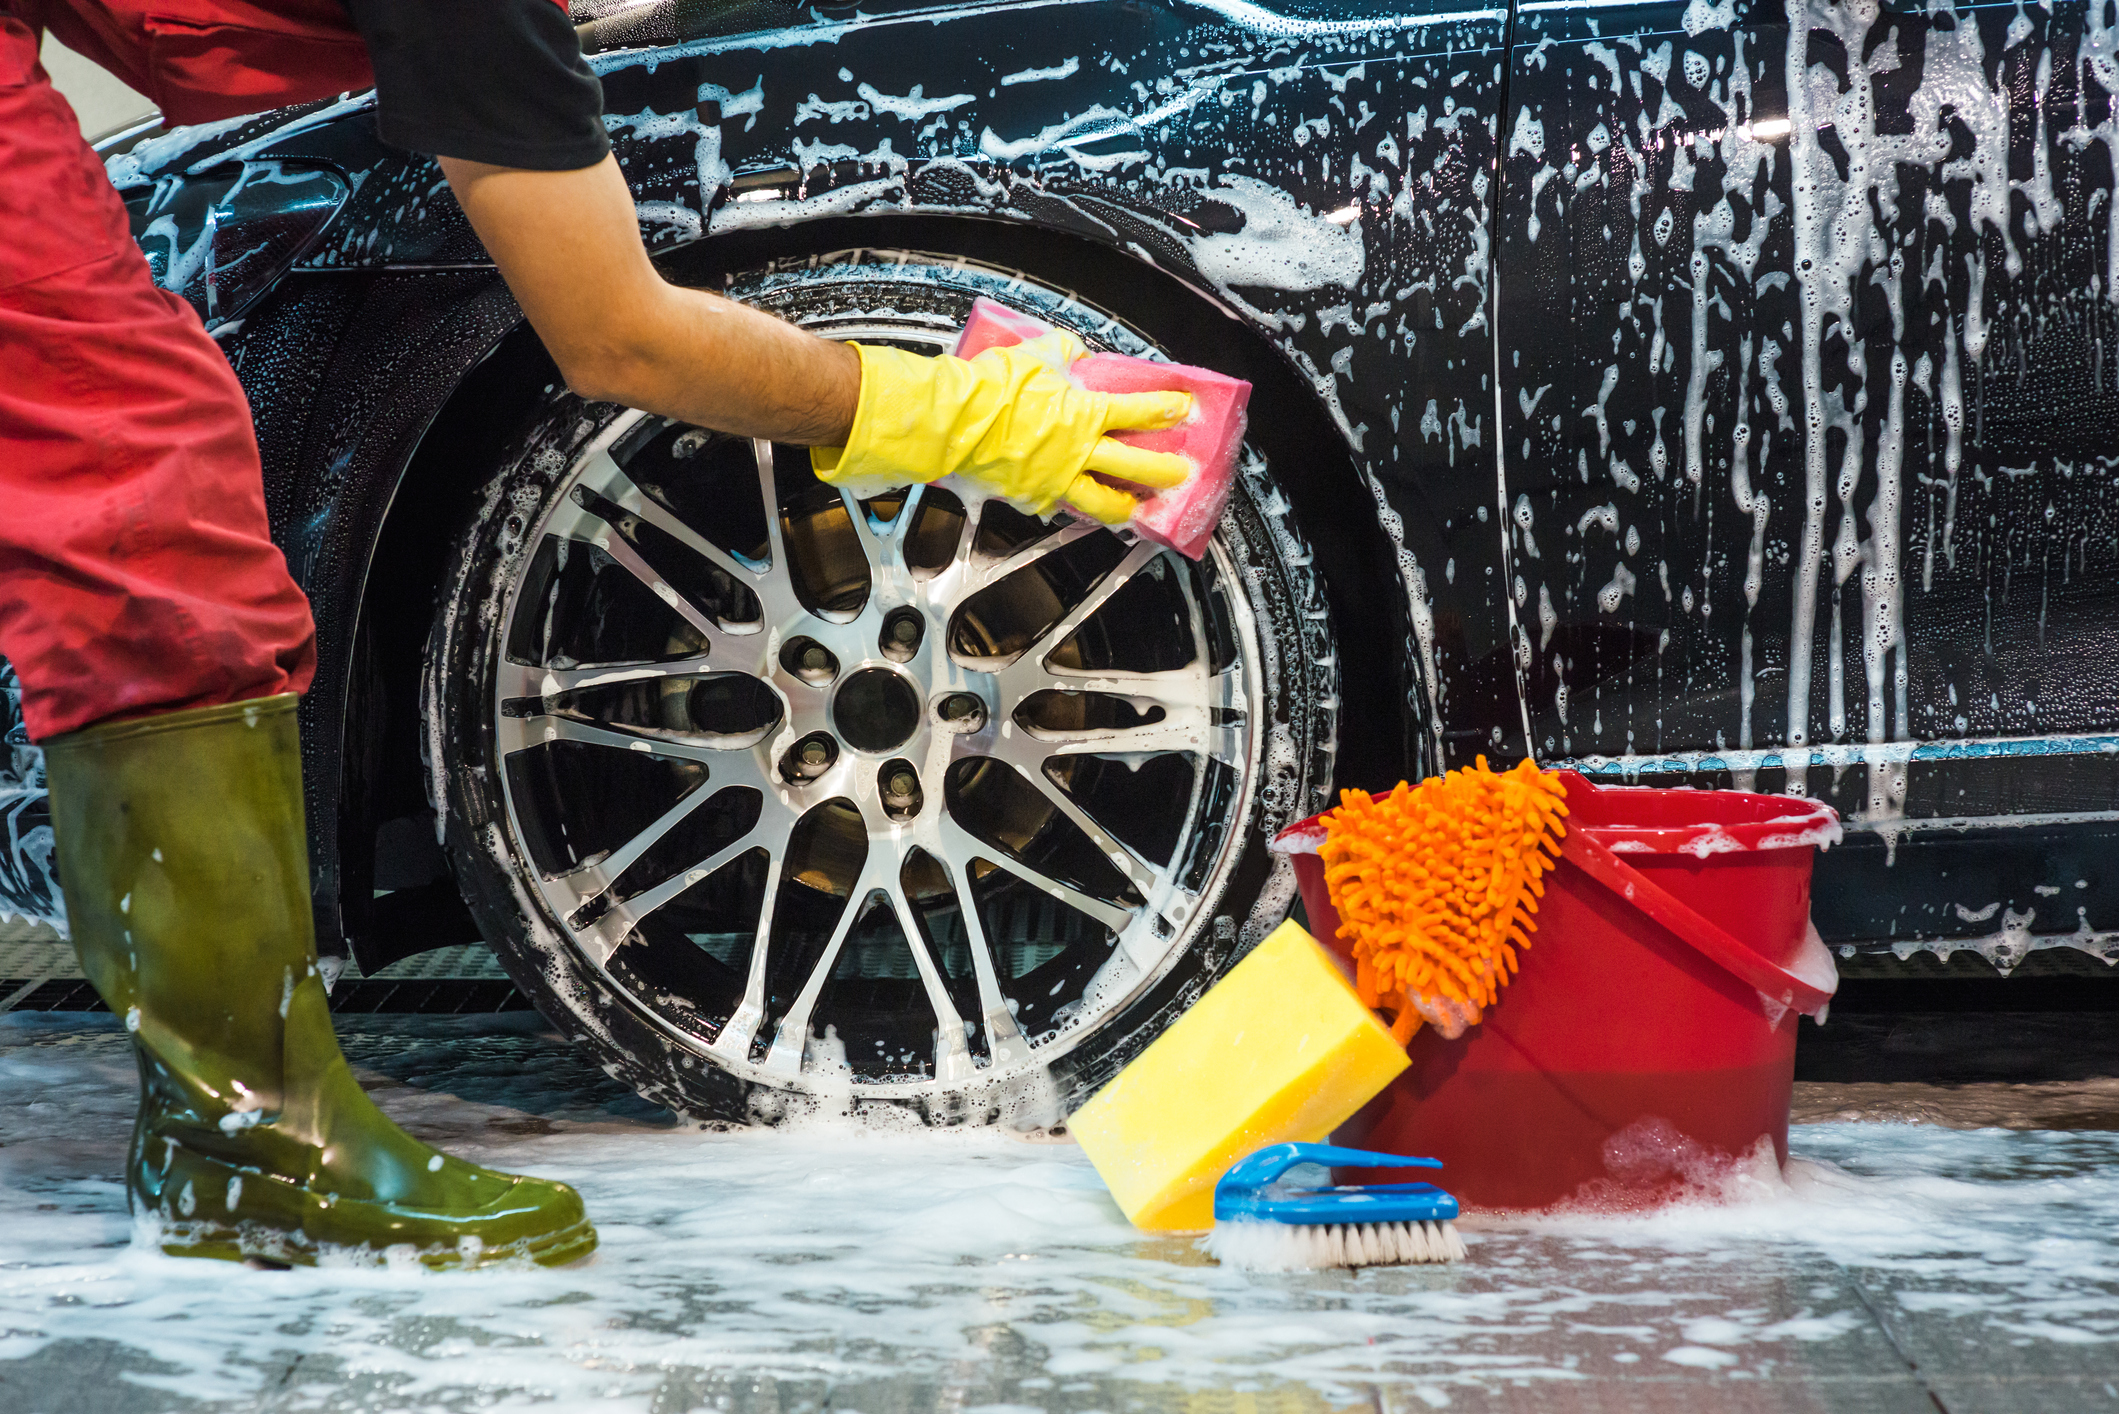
[565,453,777,654]
[579,815,772,958]
[883,873,975,1081]
[1030,715,1240,762]
[754,439,791,576]
[544,775,718,908]
[762,865,877,1076]
[580,449,766,584]
[1005,757,1169,902]
[1045,663,1239,704]
[928,504,1103,608]
[965,516,1105,596]
[941,851,1032,1065]
[1015,666,1245,767]
[1009,539,1160,672]
[884,483,925,581]
[497,654,717,702]
[502,710,781,947]
[708,848,786,1062]
[838,484,925,607]
[938,814,1134,935]
[946,491,985,571]
[502,712,722,765]
[842,483,925,563]
[592,526,742,651]
[835,487,883,604]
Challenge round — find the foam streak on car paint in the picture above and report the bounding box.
[1784,0,2019,819]
[1784,0,1984,817]
[1879,904,2119,973]
[1182,175,1368,295]
[604,93,734,244]
[1504,0,2119,826]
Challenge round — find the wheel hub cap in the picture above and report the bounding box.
[834,669,923,753]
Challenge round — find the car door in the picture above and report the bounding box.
[1495,0,2119,839]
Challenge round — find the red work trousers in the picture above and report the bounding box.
[0,2,371,742]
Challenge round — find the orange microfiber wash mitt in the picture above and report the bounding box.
[1321,758,1570,1043]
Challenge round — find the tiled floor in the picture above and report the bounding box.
[3,1011,2116,1414]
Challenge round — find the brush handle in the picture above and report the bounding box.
[1220,1142,1440,1191]
[1215,1143,1458,1226]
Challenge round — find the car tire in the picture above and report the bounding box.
[422,249,1339,1125]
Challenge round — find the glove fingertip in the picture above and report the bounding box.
[1085,439,1194,490]
[1106,389,1193,432]
[1066,475,1140,526]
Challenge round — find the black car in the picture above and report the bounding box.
[3,0,2113,1120]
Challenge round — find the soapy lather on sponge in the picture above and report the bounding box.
[954,298,1252,561]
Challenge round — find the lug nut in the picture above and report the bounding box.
[782,637,838,682]
[940,693,984,726]
[878,759,923,819]
[781,733,839,785]
[882,610,924,659]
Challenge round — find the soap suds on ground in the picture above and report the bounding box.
[1794,1076,2119,1130]
[3,1013,2116,1412]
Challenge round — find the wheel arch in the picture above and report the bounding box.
[250,270,535,976]
[327,313,563,976]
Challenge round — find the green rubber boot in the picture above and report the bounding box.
[43,694,596,1269]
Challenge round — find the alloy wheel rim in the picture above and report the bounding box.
[491,354,1261,1099]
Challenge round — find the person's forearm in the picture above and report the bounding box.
[569,282,860,444]
[439,155,860,445]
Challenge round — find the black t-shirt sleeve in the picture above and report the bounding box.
[340,0,610,170]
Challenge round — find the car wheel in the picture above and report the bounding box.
[423,249,1339,1124]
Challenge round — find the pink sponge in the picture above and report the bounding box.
[952,297,1251,562]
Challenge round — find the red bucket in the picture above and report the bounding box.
[1272,771,1840,1211]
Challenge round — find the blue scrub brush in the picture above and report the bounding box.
[1203,1142,1466,1271]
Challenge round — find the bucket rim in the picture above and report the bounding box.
[1269,773,1842,859]
[1555,771,1842,856]
[1269,817,1328,856]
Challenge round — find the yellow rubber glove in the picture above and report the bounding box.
[809,331,1195,525]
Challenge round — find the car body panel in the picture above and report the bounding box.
[1503,0,2119,776]
[1497,0,2119,968]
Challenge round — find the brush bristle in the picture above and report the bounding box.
[1203,1218,1466,1271]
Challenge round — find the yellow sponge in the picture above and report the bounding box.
[1069,919,1411,1232]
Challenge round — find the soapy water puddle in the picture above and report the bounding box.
[4,1014,2118,1412]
